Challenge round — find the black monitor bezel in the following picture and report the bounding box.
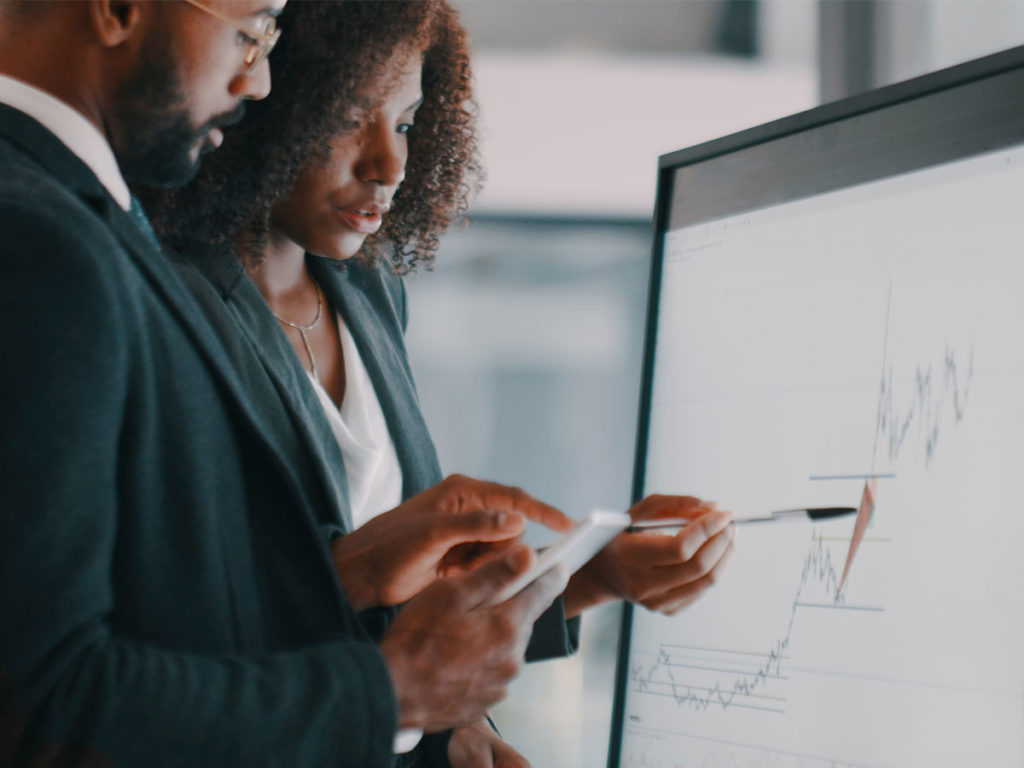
[606,42,1024,768]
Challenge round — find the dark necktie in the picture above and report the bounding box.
[128,195,160,250]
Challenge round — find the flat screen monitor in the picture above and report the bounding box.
[608,46,1024,768]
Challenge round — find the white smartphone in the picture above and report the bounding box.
[488,509,632,605]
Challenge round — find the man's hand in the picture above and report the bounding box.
[379,544,569,734]
[563,495,735,618]
[448,718,531,768]
[330,474,574,610]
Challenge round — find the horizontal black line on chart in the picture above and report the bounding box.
[631,688,786,714]
[658,643,792,660]
[655,661,790,679]
[630,532,847,713]
[661,652,792,669]
[809,473,897,481]
[637,679,786,702]
[625,725,889,768]
[794,601,884,612]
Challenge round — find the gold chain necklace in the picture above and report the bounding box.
[272,282,324,381]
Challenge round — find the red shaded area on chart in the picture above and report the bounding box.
[836,478,876,599]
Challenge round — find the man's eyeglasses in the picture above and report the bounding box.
[181,0,281,72]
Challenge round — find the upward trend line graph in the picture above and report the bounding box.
[629,286,977,722]
[832,340,972,602]
[836,285,974,595]
[630,531,865,714]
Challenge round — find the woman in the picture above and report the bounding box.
[145,1,735,765]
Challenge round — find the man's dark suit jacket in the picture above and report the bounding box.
[0,105,400,767]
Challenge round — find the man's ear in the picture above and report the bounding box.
[88,0,144,47]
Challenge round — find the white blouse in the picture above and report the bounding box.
[306,316,403,528]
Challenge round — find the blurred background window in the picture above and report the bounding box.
[402,2,1024,764]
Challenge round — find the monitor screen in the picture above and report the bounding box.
[609,47,1024,768]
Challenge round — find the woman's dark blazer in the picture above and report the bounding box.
[0,107,397,767]
[181,251,581,656]
[173,251,582,764]
[307,254,581,660]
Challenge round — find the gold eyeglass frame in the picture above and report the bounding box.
[181,0,281,71]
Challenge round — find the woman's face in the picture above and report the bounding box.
[271,55,423,260]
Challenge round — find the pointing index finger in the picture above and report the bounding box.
[476,484,575,533]
[432,509,526,546]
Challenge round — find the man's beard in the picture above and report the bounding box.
[111,36,243,187]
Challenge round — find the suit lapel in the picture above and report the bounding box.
[310,256,443,499]
[105,201,341,533]
[0,105,345,549]
[0,106,253,424]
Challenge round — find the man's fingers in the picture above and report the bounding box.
[493,740,531,768]
[449,544,535,610]
[501,563,570,625]
[450,735,495,768]
[439,539,520,577]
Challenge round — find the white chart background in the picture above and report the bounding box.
[619,147,1024,768]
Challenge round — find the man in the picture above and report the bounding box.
[0,2,567,765]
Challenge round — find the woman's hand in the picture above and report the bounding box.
[448,718,531,768]
[330,474,574,610]
[563,495,735,618]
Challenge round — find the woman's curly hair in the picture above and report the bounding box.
[143,0,480,274]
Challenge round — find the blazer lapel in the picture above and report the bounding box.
[310,256,443,499]
[194,259,355,533]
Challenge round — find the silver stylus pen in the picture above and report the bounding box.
[626,507,857,532]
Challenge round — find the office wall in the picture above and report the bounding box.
[881,0,1024,84]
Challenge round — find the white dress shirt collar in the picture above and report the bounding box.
[0,73,131,210]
